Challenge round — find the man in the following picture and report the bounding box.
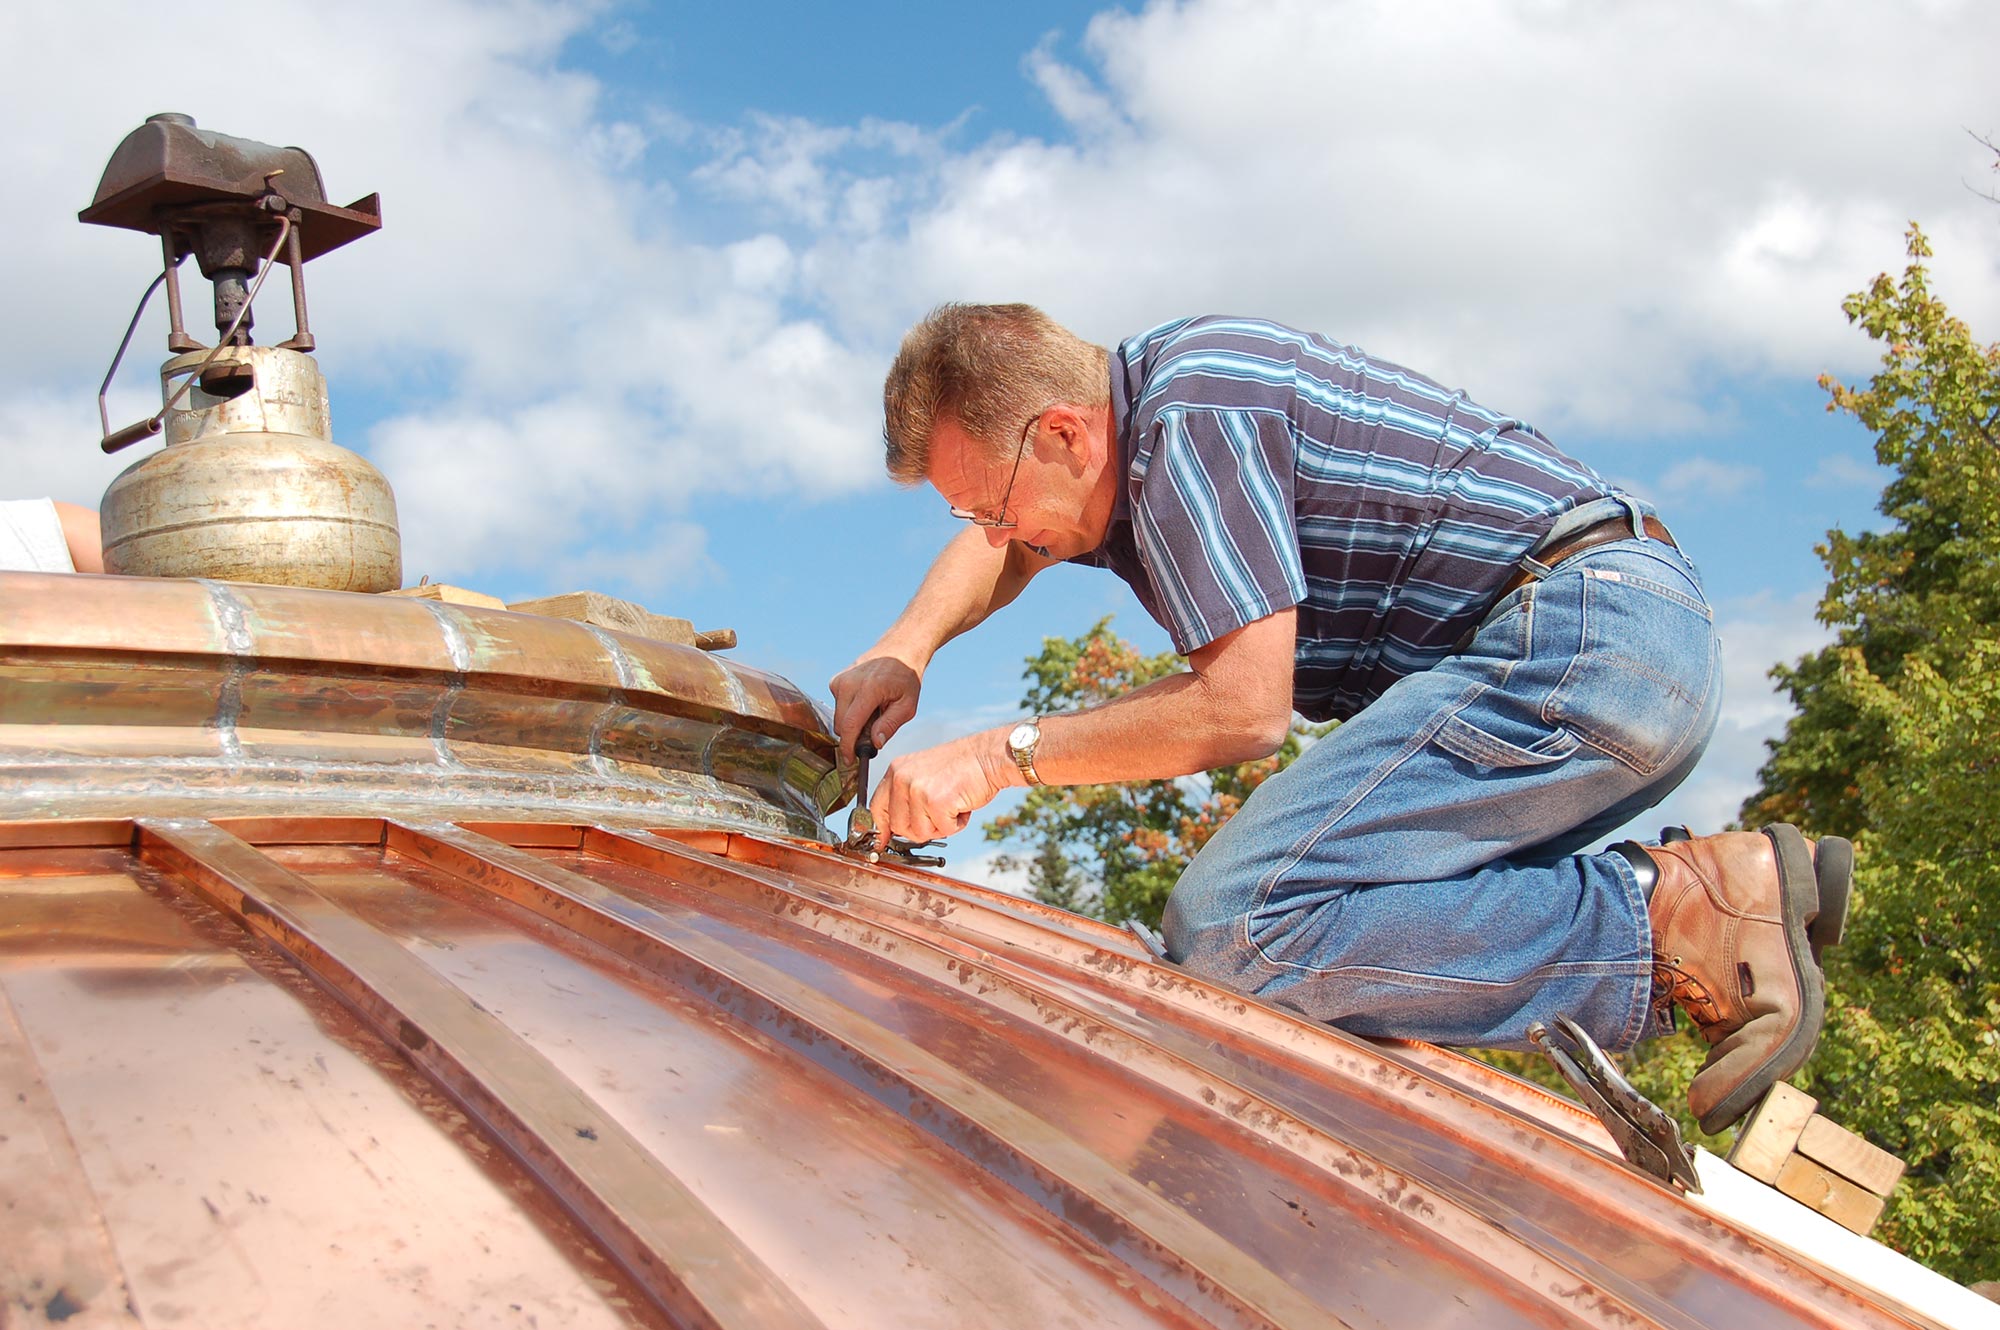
[831,305,1849,1132]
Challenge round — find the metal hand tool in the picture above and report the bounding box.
[1529,1015,1702,1193]
[845,716,880,848]
[839,711,946,867]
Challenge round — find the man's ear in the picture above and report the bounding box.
[1042,404,1094,471]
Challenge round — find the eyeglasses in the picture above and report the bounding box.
[948,410,1042,530]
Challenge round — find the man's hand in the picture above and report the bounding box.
[831,655,922,759]
[871,731,1019,844]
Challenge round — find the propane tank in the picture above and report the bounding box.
[101,345,402,591]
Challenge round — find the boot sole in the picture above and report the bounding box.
[1695,824,1834,1135]
[1810,836,1853,964]
[1666,824,1850,962]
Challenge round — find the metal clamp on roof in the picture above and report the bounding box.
[1530,1014,1703,1194]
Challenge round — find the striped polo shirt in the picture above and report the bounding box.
[1070,317,1609,722]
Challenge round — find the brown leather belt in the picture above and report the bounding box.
[1500,513,1677,597]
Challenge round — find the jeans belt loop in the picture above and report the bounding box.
[1514,551,1556,585]
[1620,493,1648,542]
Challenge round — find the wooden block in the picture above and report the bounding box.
[1775,1154,1888,1235]
[507,590,650,633]
[1726,1081,1818,1184]
[507,590,697,646]
[1796,1115,1906,1197]
[384,583,506,608]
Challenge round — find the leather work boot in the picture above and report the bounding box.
[1643,824,1852,1135]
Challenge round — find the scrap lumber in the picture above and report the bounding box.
[1796,1115,1907,1198]
[507,590,736,651]
[1727,1082,1907,1236]
[384,583,506,608]
[1774,1155,1888,1235]
[1727,1082,1817,1184]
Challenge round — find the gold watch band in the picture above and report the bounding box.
[1008,719,1043,786]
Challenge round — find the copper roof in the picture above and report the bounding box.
[0,572,1945,1329]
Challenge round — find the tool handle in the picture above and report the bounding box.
[855,704,886,761]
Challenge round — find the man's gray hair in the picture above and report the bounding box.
[881,303,1110,483]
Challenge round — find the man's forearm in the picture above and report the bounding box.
[997,667,1291,788]
[866,610,1296,843]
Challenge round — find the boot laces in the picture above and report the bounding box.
[1651,953,1723,1032]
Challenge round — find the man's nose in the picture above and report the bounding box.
[983,526,1013,549]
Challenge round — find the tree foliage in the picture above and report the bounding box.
[1026,833,1086,913]
[982,616,1323,927]
[1743,225,2000,1280]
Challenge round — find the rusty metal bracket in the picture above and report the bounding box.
[1528,1015,1701,1194]
[100,211,293,454]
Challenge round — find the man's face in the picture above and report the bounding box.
[925,412,1106,561]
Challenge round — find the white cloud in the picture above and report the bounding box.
[1652,457,1764,503]
[1,0,884,591]
[795,0,2000,432]
[6,0,1996,597]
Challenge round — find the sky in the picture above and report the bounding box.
[5,0,1997,893]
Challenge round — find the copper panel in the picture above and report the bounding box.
[0,571,228,655]
[0,575,837,838]
[0,845,649,1328]
[231,666,449,743]
[620,830,1928,1330]
[447,604,634,692]
[134,820,824,1330]
[0,659,234,736]
[677,653,829,739]
[605,634,751,725]
[0,820,134,849]
[289,835,1208,1329]
[223,579,457,672]
[0,816,1943,1329]
[208,815,386,844]
[0,987,140,1327]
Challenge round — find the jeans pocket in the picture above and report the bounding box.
[1544,568,1715,776]
[1433,704,1582,768]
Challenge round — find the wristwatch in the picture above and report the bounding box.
[1007,719,1044,786]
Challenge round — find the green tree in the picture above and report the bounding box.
[982,616,1322,927]
[1026,833,1086,913]
[1744,225,2000,1280]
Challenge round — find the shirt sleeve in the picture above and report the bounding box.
[0,499,77,573]
[1131,409,1304,654]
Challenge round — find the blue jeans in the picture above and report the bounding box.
[1161,500,1721,1052]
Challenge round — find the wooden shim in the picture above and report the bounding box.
[1775,1155,1888,1235]
[507,590,697,646]
[1796,1115,1907,1198]
[1726,1081,1818,1185]
[384,583,507,608]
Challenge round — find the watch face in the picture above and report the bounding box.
[1009,721,1039,750]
